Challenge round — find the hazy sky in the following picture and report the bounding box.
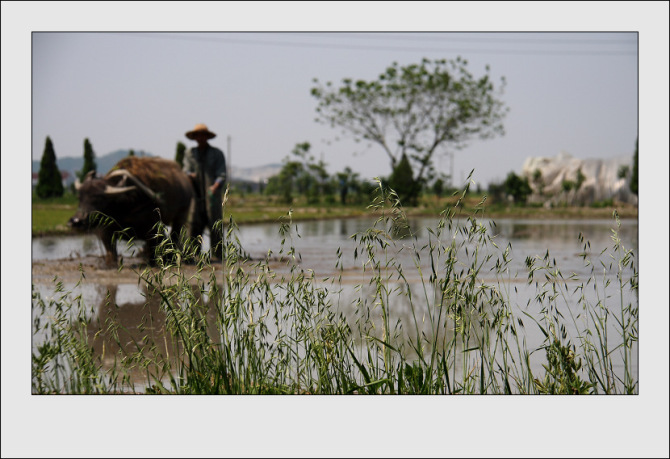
[31,30,638,187]
[3,2,669,458]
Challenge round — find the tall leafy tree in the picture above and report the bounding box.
[265,159,303,204]
[265,142,333,204]
[36,136,64,198]
[335,166,374,205]
[311,57,508,187]
[432,177,445,198]
[503,171,531,204]
[175,141,186,167]
[78,138,97,180]
[336,166,359,205]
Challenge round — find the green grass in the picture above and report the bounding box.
[31,193,79,236]
[31,179,638,394]
[31,191,374,236]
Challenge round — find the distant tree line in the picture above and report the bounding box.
[37,126,638,209]
[262,142,466,206]
[263,142,378,205]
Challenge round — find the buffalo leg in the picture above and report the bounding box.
[100,230,118,267]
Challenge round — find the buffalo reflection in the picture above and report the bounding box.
[82,274,492,390]
[85,283,220,390]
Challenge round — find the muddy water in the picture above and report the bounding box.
[31,217,638,392]
[32,217,638,275]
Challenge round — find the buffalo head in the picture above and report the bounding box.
[68,171,138,230]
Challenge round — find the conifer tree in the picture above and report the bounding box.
[432,177,445,198]
[175,141,186,168]
[36,136,64,198]
[78,138,97,180]
[388,153,418,206]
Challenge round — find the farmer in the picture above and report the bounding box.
[182,123,227,260]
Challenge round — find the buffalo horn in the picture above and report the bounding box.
[106,169,161,203]
[103,185,137,195]
[74,170,97,191]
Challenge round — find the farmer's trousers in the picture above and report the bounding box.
[190,198,224,259]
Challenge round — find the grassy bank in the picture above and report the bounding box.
[31,190,638,237]
[31,184,638,394]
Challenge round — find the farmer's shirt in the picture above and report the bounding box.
[183,144,227,218]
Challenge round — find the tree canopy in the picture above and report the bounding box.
[265,142,331,204]
[503,171,531,204]
[311,57,508,187]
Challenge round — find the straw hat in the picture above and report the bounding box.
[185,123,216,140]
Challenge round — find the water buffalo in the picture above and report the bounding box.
[69,156,194,266]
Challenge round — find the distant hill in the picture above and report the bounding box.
[33,149,282,186]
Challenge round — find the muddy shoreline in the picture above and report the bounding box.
[31,255,228,285]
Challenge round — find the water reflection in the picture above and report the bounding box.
[33,218,637,274]
[32,281,225,390]
[84,283,220,391]
[490,218,638,247]
[33,234,144,260]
